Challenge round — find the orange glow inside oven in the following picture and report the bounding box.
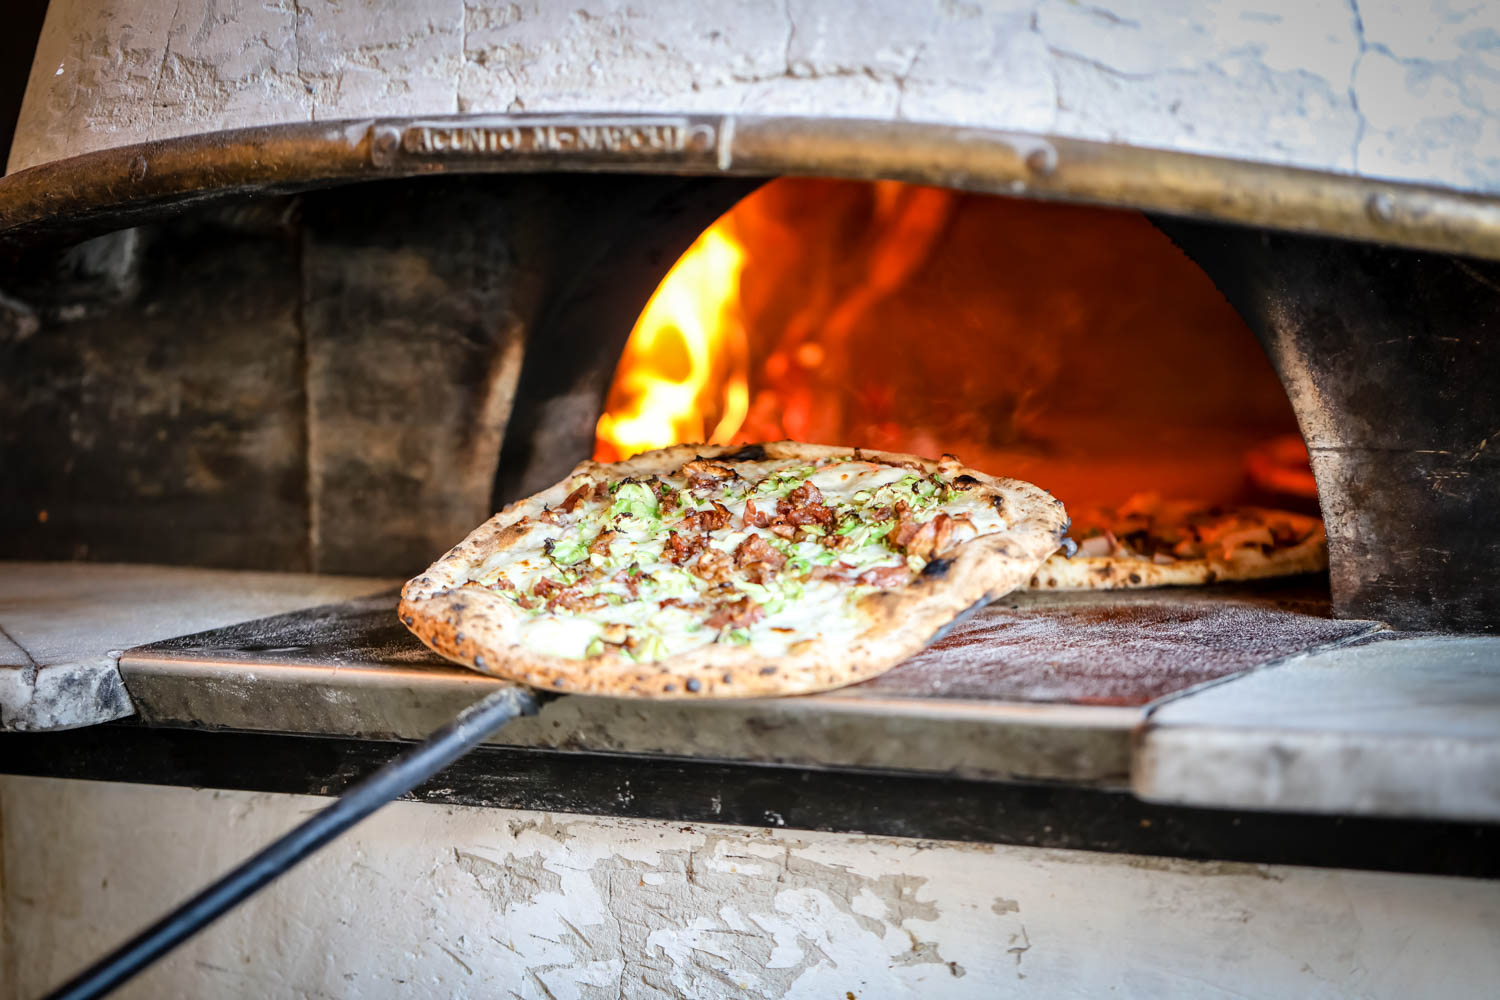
[596,178,1311,512]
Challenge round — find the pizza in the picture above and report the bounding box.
[1026,493,1326,591]
[1245,433,1319,502]
[400,442,1067,698]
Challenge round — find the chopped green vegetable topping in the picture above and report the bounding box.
[734,580,785,613]
[837,520,892,550]
[609,481,659,520]
[752,466,816,498]
[653,569,695,597]
[736,581,772,602]
[548,535,589,566]
[634,632,668,661]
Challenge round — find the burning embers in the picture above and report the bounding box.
[595,180,958,465]
[596,178,1306,513]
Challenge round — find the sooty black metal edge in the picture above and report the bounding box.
[6,722,1496,881]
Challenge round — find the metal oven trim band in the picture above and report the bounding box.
[2,113,1498,259]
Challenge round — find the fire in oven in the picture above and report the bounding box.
[1,2,1498,997]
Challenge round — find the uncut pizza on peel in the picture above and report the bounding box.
[399,441,1068,698]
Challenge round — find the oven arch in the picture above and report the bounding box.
[2,118,1496,630]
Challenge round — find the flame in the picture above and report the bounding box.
[596,181,953,462]
[596,178,1301,513]
[595,225,749,461]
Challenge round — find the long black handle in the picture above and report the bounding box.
[44,685,543,1000]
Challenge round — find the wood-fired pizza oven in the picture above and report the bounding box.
[2,0,1499,732]
[3,124,1498,632]
[4,5,1500,997]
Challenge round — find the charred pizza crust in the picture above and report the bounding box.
[400,441,1067,698]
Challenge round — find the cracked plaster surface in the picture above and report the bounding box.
[6,779,1500,998]
[9,0,1499,193]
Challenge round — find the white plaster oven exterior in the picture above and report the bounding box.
[5,778,1500,999]
[10,0,1500,196]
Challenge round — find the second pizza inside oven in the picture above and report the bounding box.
[593,178,1325,594]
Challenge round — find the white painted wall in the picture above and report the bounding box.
[11,0,1500,194]
[3,775,1497,998]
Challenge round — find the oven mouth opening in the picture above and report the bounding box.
[595,177,1322,549]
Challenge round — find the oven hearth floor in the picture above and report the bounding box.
[118,575,1369,785]
[4,562,1498,822]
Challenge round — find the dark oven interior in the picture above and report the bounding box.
[2,169,1498,637]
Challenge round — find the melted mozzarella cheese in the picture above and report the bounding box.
[462,456,1011,662]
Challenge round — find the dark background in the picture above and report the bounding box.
[2,0,51,169]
